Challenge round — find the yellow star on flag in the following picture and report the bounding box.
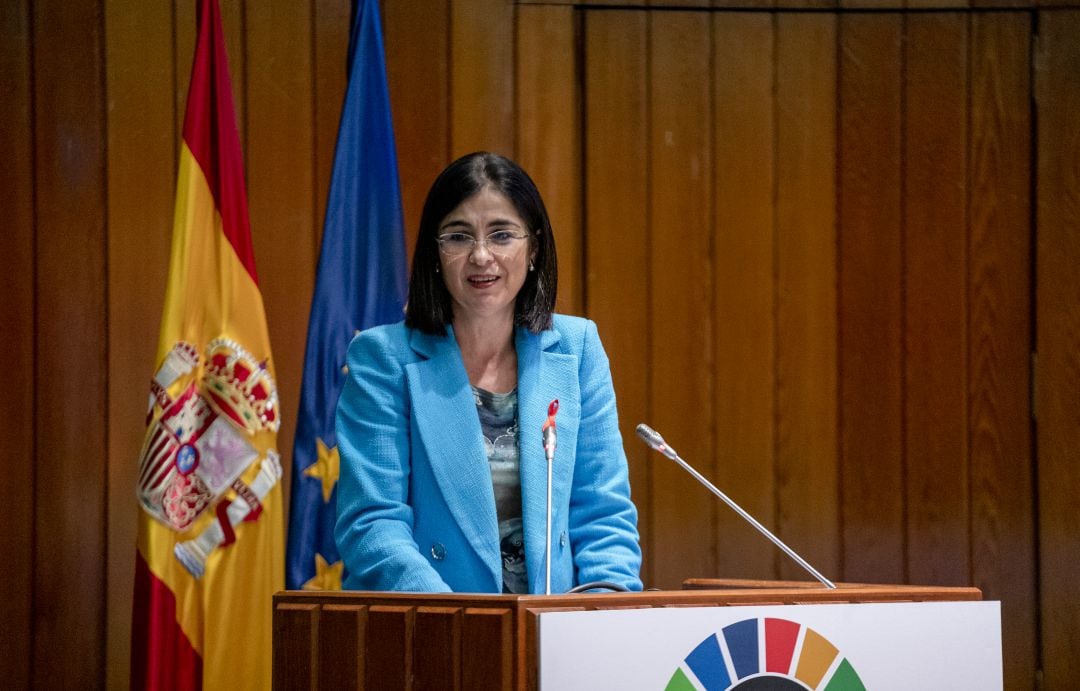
[304,437,340,503]
[302,553,344,591]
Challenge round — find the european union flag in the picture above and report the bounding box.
[286,0,407,590]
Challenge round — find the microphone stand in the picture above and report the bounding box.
[637,424,836,589]
[545,449,553,595]
[542,400,559,595]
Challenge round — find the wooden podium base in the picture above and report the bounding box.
[273,581,981,690]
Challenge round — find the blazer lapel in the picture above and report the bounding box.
[516,326,580,593]
[405,328,500,580]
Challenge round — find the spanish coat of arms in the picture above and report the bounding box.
[137,337,282,579]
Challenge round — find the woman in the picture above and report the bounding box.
[335,152,642,593]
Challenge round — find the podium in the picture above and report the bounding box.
[273,580,998,690]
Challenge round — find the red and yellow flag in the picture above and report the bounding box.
[131,1,283,688]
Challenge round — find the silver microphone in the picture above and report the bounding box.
[635,423,678,460]
[636,422,836,589]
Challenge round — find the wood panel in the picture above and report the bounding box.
[783,0,837,11]
[711,12,777,580]
[774,13,840,581]
[313,0,351,250]
[652,0,710,8]
[246,0,317,491]
[274,603,319,689]
[1036,11,1080,687]
[462,608,513,689]
[968,12,1036,691]
[908,0,967,11]
[711,0,777,12]
[384,0,450,260]
[582,9,653,584]
[32,0,108,687]
[0,1,34,688]
[319,605,366,688]
[365,606,413,689]
[451,0,515,157]
[103,2,176,688]
[174,1,195,152]
[414,607,463,689]
[838,13,905,584]
[517,4,583,314]
[649,10,715,588]
[903,12,970,587]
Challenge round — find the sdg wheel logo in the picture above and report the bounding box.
[667,617,865,690]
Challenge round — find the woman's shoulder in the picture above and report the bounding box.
[352,319,408,345]
[549,314,601,352]
[348,320,416,362]
[550,313,592,336]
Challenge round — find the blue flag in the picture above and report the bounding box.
[286,0,407,590]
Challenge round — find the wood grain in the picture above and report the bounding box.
[838,12,905,585]
[319,605,367,689]
[451,0,515,157]
[274,603,319,690]
[969,12,1036,690]
[1036,12,1080,687]
[582,9,653,584]
[365,606,414,689]
[648,9,715,588]
[463,608,513,689]
[246,0,317,494]
[312,0,351,252]
[903,12,970,587]
[0,1,34,687]
[414,607,463,690]
[711,12,777,579]
[32,0,108,686]
[774,13,840,581]
[103,1,175,687]
[384,0,450,261]
[516,4,583,315]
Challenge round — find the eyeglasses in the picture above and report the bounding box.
[436,230,530,257]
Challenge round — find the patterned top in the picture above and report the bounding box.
[473,385,528,594]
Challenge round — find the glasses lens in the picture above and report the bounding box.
[438,233,474,255]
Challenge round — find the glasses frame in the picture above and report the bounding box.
[435,230,532,258]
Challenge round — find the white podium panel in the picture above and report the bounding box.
[539,601,1001,690]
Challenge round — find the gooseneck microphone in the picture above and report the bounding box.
[635,423,837,589]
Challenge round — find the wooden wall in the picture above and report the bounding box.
[1,1,1077,689]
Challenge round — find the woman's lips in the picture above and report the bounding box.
[468,275,499,288]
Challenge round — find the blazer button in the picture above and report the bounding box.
[431,543,446,561]
[559,531,567,547]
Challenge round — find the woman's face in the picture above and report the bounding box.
[437,187,535,326]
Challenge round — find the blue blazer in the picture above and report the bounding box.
[334,314,642,593]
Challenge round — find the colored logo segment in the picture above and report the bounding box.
[667,617,865,690]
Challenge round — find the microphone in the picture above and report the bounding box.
[543,400,559,595]
[635,423,678,460]
[543,399,559,463]
[635,423,836,589]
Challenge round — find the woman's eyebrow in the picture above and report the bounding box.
[440,217,522,232]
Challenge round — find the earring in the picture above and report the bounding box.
[436,265,440,273]
[529,262,535,272]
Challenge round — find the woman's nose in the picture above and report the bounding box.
[469,241,494,263]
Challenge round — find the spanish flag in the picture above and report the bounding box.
[131,0,283,688]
